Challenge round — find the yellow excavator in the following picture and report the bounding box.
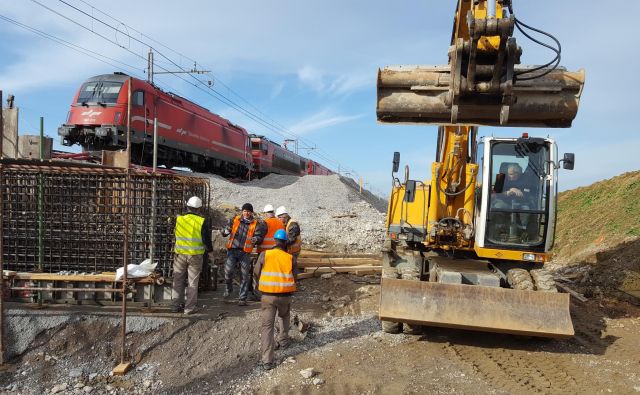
[377,0,585,338]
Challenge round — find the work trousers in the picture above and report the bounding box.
[260,294,291,364]
[171,253,203,312]
[225,249,252,300]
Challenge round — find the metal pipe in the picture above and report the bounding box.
[0,90,4,158]
[149,115,158,306]
[120,170,130,365]
[488,0,497,18]
[0,162,5,365]
[126,78,132,167]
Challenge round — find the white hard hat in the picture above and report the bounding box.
[187,196,203,208]
[263,204,274,213]
[275,206,288,217]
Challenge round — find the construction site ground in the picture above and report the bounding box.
[1,272,639,395]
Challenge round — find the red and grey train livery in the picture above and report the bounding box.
[59,73,334,179]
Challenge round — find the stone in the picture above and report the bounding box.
[75,382,85,389]
[285,357,297,364]
[312,378,325,386]
[51,383,68,394]
[320,273,335,279]
[143,380,152,389]
[83,386,94,393]
[69,368,84,378]
[336,353,342,357]
[89,373,98,381]
[299,368,315,379]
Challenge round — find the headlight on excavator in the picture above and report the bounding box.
[523,253,536,262]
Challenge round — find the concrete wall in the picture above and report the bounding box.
[18,135,53,159]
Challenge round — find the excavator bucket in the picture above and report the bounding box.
[376,66,585,128]
[379,278,574,338]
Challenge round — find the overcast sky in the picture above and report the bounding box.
[1,0,639,196]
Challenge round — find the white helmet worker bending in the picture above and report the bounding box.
[187,196,203,209]
[275,206,288,217]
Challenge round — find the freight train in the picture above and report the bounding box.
[58,73,333,178]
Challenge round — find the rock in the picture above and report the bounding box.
[321,295,332,302]
[143,380,152,389]
[83,386,94,393]
[88,373,98,381]
[45,355,53,362]
[69,368,84,378]
[320,273,335,279]
[299,368,315,379]
[75,382,85,388]
[312,378,325,386]
[105,385,113,391]
[51,383,68,394]
[336,353,342,357]
[285,357,297,364]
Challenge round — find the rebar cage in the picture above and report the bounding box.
[0,159,210,277]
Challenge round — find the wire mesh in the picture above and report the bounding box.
[0,160,209,277]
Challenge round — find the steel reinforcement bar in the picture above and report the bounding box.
[0,159,210,277]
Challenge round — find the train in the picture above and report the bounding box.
[58,73,333,178]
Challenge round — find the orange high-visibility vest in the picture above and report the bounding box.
[226,215,257,253]
[286,219,302,254]
[258,248,296,294]
[257,217,285,253]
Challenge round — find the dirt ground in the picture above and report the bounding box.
[1,273,640,395]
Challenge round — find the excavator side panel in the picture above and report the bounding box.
[379,277,574,338]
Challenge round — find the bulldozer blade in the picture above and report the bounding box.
[379,278,574,338]
[377,65,585,128]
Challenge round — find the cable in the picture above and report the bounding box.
[53,0,347,173]
[507,3,562,81]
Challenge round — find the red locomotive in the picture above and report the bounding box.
[59,73,333,178]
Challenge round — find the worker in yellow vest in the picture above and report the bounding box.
[221,203,265,306]
[254,229,295,370]
[171,196,213,314]
[275,206,302,275]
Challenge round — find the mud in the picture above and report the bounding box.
[1,274,639,394]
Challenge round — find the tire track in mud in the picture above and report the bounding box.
[442,341,582,394]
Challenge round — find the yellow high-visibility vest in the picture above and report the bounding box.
[258,248,296,294]
[286,220,302,254]
[175,214,205,255]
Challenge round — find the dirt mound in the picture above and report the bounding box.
[553,170,640,264]
[202,174,387,253]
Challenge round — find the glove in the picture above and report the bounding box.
[250,236,258,245]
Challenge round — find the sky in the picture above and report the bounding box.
[1,0,639,197]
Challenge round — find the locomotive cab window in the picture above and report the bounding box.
[76,81,122,105]
[132,90,144,107]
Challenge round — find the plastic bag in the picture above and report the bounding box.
[115,258,158,281]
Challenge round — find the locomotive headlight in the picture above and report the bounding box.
[522,253,536,262]
[114,112,122,123]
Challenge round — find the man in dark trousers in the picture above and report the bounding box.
[222,203,265,306]
[254,229,295,370]
[172,196,213,314]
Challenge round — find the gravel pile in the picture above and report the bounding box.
[203,174,388,253]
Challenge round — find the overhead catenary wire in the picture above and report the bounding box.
[48,0,352,174]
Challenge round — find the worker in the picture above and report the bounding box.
[254,229,295,371]
[171,196,213,314]
[249,204,285,299]
[491,163,536,241]
[221,203,265,306]
[274,206,302,275]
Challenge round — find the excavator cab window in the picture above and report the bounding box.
[486,141,549,250]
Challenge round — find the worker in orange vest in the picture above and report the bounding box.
[275,206,302,276]
[254,229,295,370]
[250,204,285,299]
[221,203,265,306]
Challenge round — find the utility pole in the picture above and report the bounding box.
[147,49,211,85]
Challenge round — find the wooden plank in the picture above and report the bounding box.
[3,270,17,279]
[296,272,315,280]
[303,266,382,274]
[13,273,154,284]
[297,258,381,268]
[112,362,131,376]
[555,282,588,302]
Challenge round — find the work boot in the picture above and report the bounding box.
[183,307,199,315]
[170,304,183,313]
[223,290,231,299]
[258,362,276,371]
[237,299,248,306]
[248,293,261,302]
